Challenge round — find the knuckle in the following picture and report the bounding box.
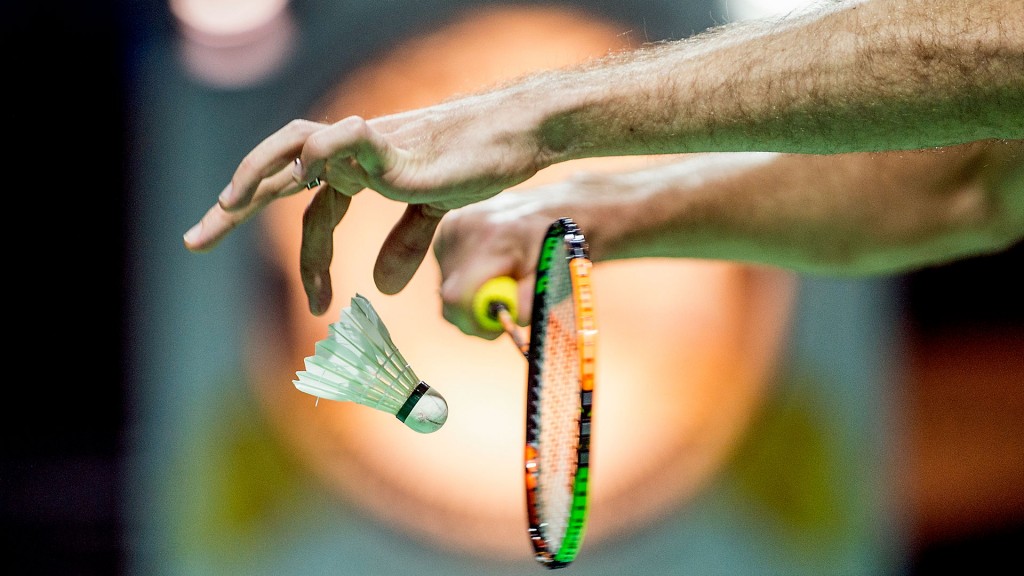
[285,118,315,134]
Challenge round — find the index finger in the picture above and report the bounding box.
[219,119,326,210]
[183,165,307,251]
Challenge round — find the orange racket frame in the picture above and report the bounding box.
[522,217,596,569]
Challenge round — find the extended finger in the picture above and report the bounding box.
[182,198,264,252]
[183,166,309,251]
[220,119,325,210]
[248,163,314,206]
[300,186,354,315]
[373,204,447,295]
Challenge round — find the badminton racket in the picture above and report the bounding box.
[473,217,596,569]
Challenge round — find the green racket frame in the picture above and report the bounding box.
[523,217,596,569]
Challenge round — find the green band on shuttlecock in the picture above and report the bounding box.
[472,276,518,332]
[397,381,430,423]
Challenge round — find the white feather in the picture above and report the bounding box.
[293,293,448,433]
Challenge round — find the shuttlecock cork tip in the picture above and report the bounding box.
[396,381,448,434]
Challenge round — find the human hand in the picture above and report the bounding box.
[433,179,596,339]
[183,95,548,315]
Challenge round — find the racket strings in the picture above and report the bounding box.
[537,251,580,555]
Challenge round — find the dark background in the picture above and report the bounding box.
[2,1,134,574]
[2,1,1020,574]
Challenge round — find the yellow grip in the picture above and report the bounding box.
[472,276,519,332]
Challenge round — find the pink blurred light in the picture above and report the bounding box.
[170,0,296,88]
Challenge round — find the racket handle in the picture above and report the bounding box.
[473,276,529,357]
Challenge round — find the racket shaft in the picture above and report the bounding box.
[494,303,529,357]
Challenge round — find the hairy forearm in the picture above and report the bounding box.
[558,140,1023,275]
[522,0,1023,161]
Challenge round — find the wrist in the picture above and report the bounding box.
[481,71,602,170]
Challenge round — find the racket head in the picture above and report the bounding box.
[524,217,596,569]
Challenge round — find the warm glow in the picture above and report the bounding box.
[248,5,797,559]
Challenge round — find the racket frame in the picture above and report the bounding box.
[524,217,596,569]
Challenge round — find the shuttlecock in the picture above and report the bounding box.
[293,293,448,433]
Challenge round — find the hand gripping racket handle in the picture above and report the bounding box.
[473,276,529,357]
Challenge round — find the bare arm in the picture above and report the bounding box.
[184,0,1023,314]
[532,0,1023,159]
[586,141,1024,270]
[435,140,1024,337]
